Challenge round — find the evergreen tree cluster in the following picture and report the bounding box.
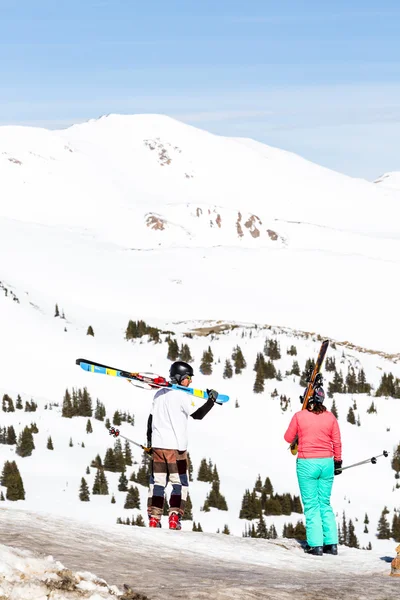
[62,387,93,418]
[242,518,278,539]
[223,359,233,379]
[16,426,35,457]
[182,493,193,520]
[338,512,359,548]
[199,346,214,375]
[197,458,219,482]
[124,485,141,509]
[232,345,247,374]
[239,475,302,519]
[130,453,151,487]
[327,366,371,397]
[0,425,17,445]
[2,394,15,412]
[101,439,129,472]
[24,399,37,412]
[282,520,306,540]
[287,345,297,356]
[376,373,400,398]
[94,399,106,421]
[54,303,66,319]
[125,319,161,342]
[112,410,135,426]
[92,468,109,495]
[264,339,281,360]
[253,353,279,393]
[166,338,194,362]
[192,522,203,532]
[117,515,145,526]
[202,481,228,511]
[1,460,25,500]
[376,506,393,540]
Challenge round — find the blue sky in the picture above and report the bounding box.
[1,0,400,178]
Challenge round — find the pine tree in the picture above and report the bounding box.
[118,472,129,492]
[124,439,133,467]
[293,520,306,541]
[182,493,193,520]
[223,359,233,379]
[290,360,300,376]
[114,439,126,472]
[16,394,23,410]
[179,343,193,363]
[203,481,228,511]
[325,356,336,372]
[79,477,90,501]
[111,494,116,504]
[6,426,17,445]
[103,448,117,472]
[300,358,315,387]
[16,427,35,457]
[254,474,263,493]
[197,458,210,482]
[331,399,339,419]
[222,524,230,535]
[69,437,73,447]
[232,346,246,374]
[377,507,391,539]
[199,349,213,375]
[167,338,180,361]
[86,325,94,336]
[86,419,93,434]
[256,513,268,538]
[5,461,25,501]
[79,388,93,417]
[287,345,297,356]
[347,519,359,548]
[392,513,400,542]
[367,401,377,414]
[94,399,106,421]
[92,469,109,495]
[364,513,369,524]
[347,407,356,425]
[357,368,371,394]
[86,466,90,475]
[54,303,59,317]
[253,366,265,394]
[113,411,122,426]
[0,491,4,501]
[264,360,277,379]
[105,417,111,429]
[62,389,73,418]
[345,367,358,394]
[47,436,54,450]
[124,485,140,509]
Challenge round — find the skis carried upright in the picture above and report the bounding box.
[290,339,330,456]
[76,358,230,403]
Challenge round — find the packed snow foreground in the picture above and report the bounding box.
[0,509,397,600]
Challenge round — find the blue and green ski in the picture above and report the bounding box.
[76,358,230,403]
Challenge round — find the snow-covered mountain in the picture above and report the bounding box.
[1,115,400,596]
[1,114,400,352]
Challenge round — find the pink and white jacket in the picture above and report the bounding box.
[284,410,342,461]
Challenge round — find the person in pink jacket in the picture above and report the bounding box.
[284,386,342,556]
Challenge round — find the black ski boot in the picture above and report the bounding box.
[304,544,323,556]
[323,544,338,555]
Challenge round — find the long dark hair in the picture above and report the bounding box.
[307,402,326,414]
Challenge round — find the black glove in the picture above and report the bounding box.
[207,389,219,402]
[334,460,342,475]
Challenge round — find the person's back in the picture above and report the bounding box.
[152,387,193,452]
[284,409,341,460]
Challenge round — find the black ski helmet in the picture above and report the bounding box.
[312,387,325,404]
[169,361,194,384]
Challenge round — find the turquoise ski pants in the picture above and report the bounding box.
[296,458,338,547]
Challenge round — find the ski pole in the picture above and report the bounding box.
[109,427,152,454]
[338,450,389,472]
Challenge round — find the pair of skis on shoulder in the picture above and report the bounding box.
[76,358,229,403]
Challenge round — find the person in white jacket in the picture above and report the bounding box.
[146,361,218,530]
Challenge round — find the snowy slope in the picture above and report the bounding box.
[1,114,400,350]
[0,278,399,562]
